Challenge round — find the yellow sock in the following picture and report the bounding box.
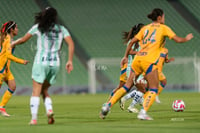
[143,91,149,98]
[143,89,157,111]
[0,88,14,107]
[157,84,163,96]
[108,85,129,107]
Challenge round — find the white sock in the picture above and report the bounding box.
[130,91,144,107]
[30,96,40,120]
[44,97,53,114]
[124,89,137,100]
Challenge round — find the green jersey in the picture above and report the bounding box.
[28,24,70,66]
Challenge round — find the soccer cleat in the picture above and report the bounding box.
[0,108,10,117]
[137,112,153,120]
[29,119,37,125]
[155,96,161,104]
[127,106,139,113]
[119,97,126,110]
[47,110,55,124]
[99,103,110,119]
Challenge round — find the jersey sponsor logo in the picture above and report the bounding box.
[42,57,57,62]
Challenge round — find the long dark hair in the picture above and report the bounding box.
[0,21,17,46]
[147,8,164,21]
[122,23,144,44]
[35,7,58,33]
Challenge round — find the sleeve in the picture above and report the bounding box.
[134,27,145,41]
[5,37,25,64]
[28,24,38,35]
[163,25,176,39]
[61,26,71,38]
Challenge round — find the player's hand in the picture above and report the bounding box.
[186,33,193,41]
[66,60,73,74]
[168,57,175,62]
[120,57,128,68]
[24,60,29,65]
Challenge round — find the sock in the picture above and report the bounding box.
[143,91,149,99]
[44,97,53,114]
[143,88,157,112]
[157,83,165,96]
[130,91,144,107]
[30,96,40,120]
[124,89,137,101]
[108,85,129,107]
[0,88,14,107]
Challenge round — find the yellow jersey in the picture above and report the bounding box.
[157,47,168,72]
[0,35,24,73]
[134,23,176,63]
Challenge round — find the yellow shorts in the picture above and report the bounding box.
[131,58,158,76]
[158,71,166,81]
[119,63,128,82]
[0,70,14,85]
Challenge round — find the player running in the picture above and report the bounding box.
[100,8,193,120]
[0,21,29,116]
[12,7,74,125]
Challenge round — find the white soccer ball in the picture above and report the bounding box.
[172,100,185,112]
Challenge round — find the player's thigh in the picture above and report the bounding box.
[32,63,46,84]
[46,66,60,85]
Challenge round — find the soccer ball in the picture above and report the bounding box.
[172,100,185,112]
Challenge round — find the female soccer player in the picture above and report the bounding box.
[12,7,75,125]
[100,8,193,120]
[0,21,29,116]
[107,23,145,101]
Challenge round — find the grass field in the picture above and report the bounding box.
[0,92,200,133]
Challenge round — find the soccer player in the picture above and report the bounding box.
[107,23,145,101]
[0,21,29,116]
[12,7,74,125]
[121,46,174,110]
[100,8,193,120]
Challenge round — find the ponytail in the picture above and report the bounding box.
[147,8,164,21]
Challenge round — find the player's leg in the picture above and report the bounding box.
[138,63,159,120]
[100,71,136,119]
[107,64,128,101]
[120,75,146,111]
[127,78,146,113]
[41,80,54,124]
[29,64,45,125]
[156,72,167,103]
[0,72,15,117]
[29,80,43,125]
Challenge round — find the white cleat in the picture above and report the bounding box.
[137,112,153,120]
[119,97,126,110]
[99,103,110,119]
[127,106,139,113]
[155,96,161,104]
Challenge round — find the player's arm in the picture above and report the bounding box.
[128,49,138,55]
[64,36,74,73]
[172,33,193,43]
[5,38,29,65]
[120,37,139,67]
[11,33,32,47]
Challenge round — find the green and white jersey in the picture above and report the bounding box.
[126,40,141,77]
[28,24,70,66]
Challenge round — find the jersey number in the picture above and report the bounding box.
[142,29,156,44]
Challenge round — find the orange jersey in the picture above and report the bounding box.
[157,48,168,72]
[0,35,24,73]
[134,23,176,63]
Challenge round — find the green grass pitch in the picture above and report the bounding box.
[0,92,200,133]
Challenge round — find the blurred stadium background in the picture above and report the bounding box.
[0,0,200,95]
